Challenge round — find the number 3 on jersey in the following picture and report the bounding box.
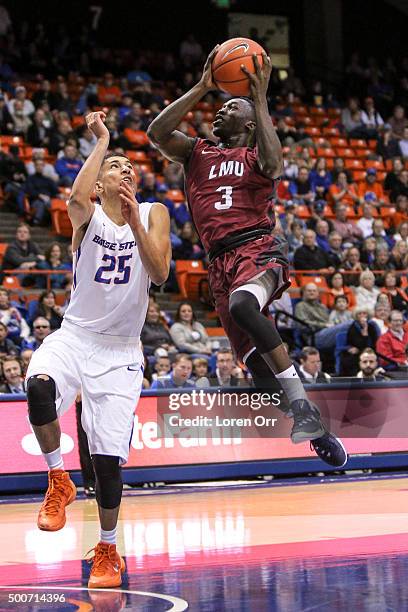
[95,254,132,284]
[214,185,233,210]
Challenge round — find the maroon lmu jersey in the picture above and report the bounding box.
[185,138,276,251]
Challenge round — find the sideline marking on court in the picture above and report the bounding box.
[0,586,188,610]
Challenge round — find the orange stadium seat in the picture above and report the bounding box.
[0,243,8,265]
[0,135,23,146]
[2,276,21,289]
[366,160,385,171]
[136,162,153,173]
[322,127,340,137]
[298,275,328,290]
[309,106,326,116]
[293,105,308,115]
[346,159,365,170]
[368,140,377,150]
[354,148,371,159]
[317,147,335,158]
[51,199,72,238]
[126,150,148,163]
[328,108,341,118]
[336,147,355,158]
[349,139,367,149]
[175,260,206,300]
[72,116,85,129]
[353,170,367,182]
[330,137,348,148]
[304,127,321,136]
[296,204,311,218]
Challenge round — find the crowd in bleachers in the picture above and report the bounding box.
[0,7,407,386]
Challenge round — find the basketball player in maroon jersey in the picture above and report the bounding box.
[148,47,347,467]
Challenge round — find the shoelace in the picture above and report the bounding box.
[41,477,67,516]
[310,440,331,457]
[86,545,117,575]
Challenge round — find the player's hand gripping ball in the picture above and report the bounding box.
[211,37,267,96]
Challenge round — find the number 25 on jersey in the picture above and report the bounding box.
[214,185,233,210]
[94,254,132,284]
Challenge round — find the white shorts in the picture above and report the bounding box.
[26,320,144,465]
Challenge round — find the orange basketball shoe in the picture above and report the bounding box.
[87,542,126,589]
[37,469,76,531]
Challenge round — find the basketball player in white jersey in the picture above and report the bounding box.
[25,111,171,588]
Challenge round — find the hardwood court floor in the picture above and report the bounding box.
[0,475,408,610]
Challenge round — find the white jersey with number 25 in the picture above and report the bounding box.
[64,202,154,338]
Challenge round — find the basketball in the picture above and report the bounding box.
[212,37,266,96]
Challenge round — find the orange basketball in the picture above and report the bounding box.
[212,37,266,96]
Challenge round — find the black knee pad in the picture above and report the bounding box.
[229,290,259,328]
[229,291,283,353]
[27,376,57,426]
[92,454,122,509]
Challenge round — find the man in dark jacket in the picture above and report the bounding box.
[208,349,245,387]
[0,322,19,358]
[24,158,58,225]
[293,229,334,271]
[2,223,45,273]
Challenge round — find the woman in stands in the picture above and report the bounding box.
[0,287,30,344]
[37,242,70,289]
[172,221,205,260]
[140,301,176,357]
[355,270,380,310]
[340,307,380,376]
[322,271,356,310]
[389,240,408,270]
[309,157,332,199]
[32,290,63,331]
[393,221,408,247]
[170,302,212,358]
[381,270,408,315]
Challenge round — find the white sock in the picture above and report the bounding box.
[100,527,117,545]
[275,365,307,404]
[43,447,64,471]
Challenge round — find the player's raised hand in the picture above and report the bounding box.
[199,45,220,91]
[241,52,272,101]
[85,111,109,140]
[119,179,141,228]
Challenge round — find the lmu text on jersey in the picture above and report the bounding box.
[208,161,244,179]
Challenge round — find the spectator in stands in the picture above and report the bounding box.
[172,221,204,260]
[309,157,332,197]
[324,271,356,310]
[360,236,378,267]
[376,310,408,366]
[391,195,408,230]
[97,73,121,105]
[31,290,64,330]
[341,246,367,287]
[208,348,245,387]
[122,117,150,150]
[192,357,210,387]
[2,145,27,214]
[391,169,408,200]
[394,221,408,246]
[10,99,31,136]
[328,172,361,209]
[332,203,363,247]
[357,349,388,380]
[341,97,366,138]
[154,185,191,229]
[307,200,330,232]
[0,356,25,394]
[26,149,59,183]
[24,158,59,225]
[390,240,408,270]
[361,96,384,130]
[340,307,380,376]
[287,220,304,259]
[355,270,381,310]
[150,353,195,389]
[53,82,73,115]
[138,172,158,202]
[7,85,34,118]
[79,127,97,159]
[20,348,33,375]
[373,246,394,276]
[293,229,333,271]
[332,157,352,182]
[55,144,83,186]
[357,201,376,238]
[388,105,408,140]
[370,219,394,250]
[315,219,331,252]
[152,354,171,382]
[384,158,404,192]
[163,162,184,189]
[298,347,330,384]
[0,321,19,357]
[381,271,408,314]
[48,119,73,155]
[288,166,315,205]
[358,169,387,207]
[0,93,13,133]
[180,34,204,67]
[377,123,402,159]
[326,231,345,267]
[27,109,50,148]
[32,79,57,110]
[21,316,51,350]
[371,301,391,335]
[141,301,176,356]
[37,242,69,289]
[329,295,353,326]
[398,126,408,158]
[170,302,212,357]
[2,224,45,280]
[281,67,305,97]
[295,283,330,335]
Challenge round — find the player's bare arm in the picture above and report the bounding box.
[147,45,220,164]
[119,180,171,285]
[241,53,283,179]
[68,111,109,247]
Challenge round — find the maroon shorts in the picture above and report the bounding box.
[207,234,290,362]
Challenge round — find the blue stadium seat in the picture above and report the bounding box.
[334,325,352,375]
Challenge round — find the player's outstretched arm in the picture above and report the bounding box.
[119,180,171,285]
[68,111,110,230]
[241,54,283,179]
[147,45,219,164]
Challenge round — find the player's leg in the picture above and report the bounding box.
[82,342,144,588]
[228,272,325,442]
[75,395,95,496]
[26,330,82,531]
